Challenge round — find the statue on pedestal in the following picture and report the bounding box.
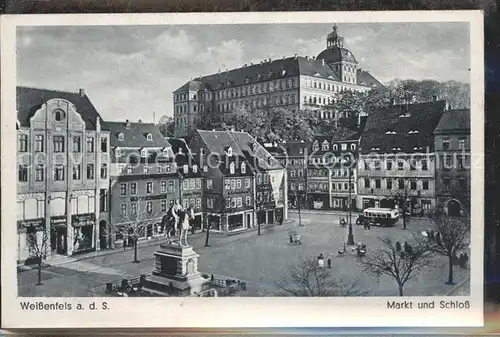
[164,202,195,246]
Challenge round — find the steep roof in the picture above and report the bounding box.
[357,70,384,88]
[16,86,108,130]
[196,130,283,171]
[330,127,360,142]
[106,121,170,148]
[166,137,203,178]
[278,141,312,157]
[434,109,470,134]
[174,56,381,92]
[317,46,357,64]
[360,100,448,154]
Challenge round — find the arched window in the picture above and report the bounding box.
[53,109,65,121]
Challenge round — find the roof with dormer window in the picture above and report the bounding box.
[434,109,470,135]
[360,100,448,154]
[106,121,170,148]
[16,86,109,130]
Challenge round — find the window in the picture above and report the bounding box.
[236,179,242,189]
[144,166,149,174]
[422,180,429,190]
[54,165,64,181]
[231,179,236,190]
[374,179,381,189]
[364,178,370,188]
[146,182,153,194]
[442,177,451,189]
[237,197,243,207]
[231,198,237,208]
[458,178,467,190]
[120,183,127,196]
[410,180,417,190]
[161,200,167,212]
[73,136,81,152]
[146,134,153,141]
[398,179,405,189]
[246,196,251,206]
[35,165,44,182]
[141,149,147,158]
[442,139,450,150]
[18,134,28,152]
[386,161,393,170]
[458,138,466,150]
[100,137,107,152]
[146,201,153,214]
[257,173,262,184]
[341,143,347,151]
[196,179,201,190]
[457,155,465,170]
[86,137,94,153]
[225,198,231,208]
[18,164,28,182]
[350,143,356,150]
[337,183,342,190]
[161,181,167,193]
[207,179,213,189]
[72,164,81,180]
[130,182,137,195]
[322,142,329,151]
[127,166,133,174]
[241,162,246,174]
[245,178,250,188]
[34,135,44,152]
[229,162,235,174]
[410,160,417,170]
[374,161,381,170]
[120,204,127,216]
[168,181,174,192]
[100,164,107,179]
[421,160,428,171]
[386,179,393,190]
[364,161,370,170]
[118,133,124,141]
[53,135,65,152]
[87,164,94,179]
[189,179,195,190]
[397,161,404,170]
[207,198,214,209]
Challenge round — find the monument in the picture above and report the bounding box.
[141,206,211,296]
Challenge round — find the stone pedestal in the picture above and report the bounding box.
[142,242,209,296]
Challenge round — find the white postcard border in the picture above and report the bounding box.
[1,11,484,329]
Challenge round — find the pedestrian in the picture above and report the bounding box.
[407,244,413,256]
[123,238,127,250]
[435,232,442,246]
[404,241,410,254]
[396,241,402,252]
[327,257,332,269]
[458,253,465,269]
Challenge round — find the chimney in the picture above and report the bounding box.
[321,59,325,66]
[79,88,85,97]
[125,119,131,130]
[193,164,198,173]
[96,117,101,132]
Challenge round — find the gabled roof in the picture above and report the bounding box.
[330,127,360,142]
[278,141,312,157]
[174,56,381,93]
[357,70,384,88]
[196,130,283,172]
[434,109,470,134]
[106,121,170,148]
[166,137,203,178]
[16,86,108,130]
[360,100,448,154]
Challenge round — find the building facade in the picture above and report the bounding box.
[358,100,450,214]
[167,137,205,232]
[189,130,287,234]
[107,121,180,247]
[433,109,471,217]
[17,87,110,262]
[173,25,382,137]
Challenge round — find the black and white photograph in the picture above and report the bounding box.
[1,11,484,328]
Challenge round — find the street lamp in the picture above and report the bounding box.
[346,157,355,246]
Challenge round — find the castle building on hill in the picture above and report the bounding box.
[173,25,383,138]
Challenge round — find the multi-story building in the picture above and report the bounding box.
[268,141,310,209]
[167,137,204,232]
[358,99,450,213]
[173,25,382,137]
[307,136,334,210]
[328,128,360,210]
[189,130,287,234]
[16,87,110,262]
[107,121,180,247]
[433,108,471,217]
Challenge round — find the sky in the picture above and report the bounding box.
[17,22,470,123]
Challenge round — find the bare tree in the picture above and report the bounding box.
[25,226,50,286]
[114,197,161,263]
[275,257,368,296]
[358,236,434,296]
[391,178,418,230]
[427,212,470,285]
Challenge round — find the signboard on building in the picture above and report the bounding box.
[72,213,96,227]
[50,216,67,227]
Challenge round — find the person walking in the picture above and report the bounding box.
[327,257,332,269]
[123,238,127,250]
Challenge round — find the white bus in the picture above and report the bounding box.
[363,208,399,227]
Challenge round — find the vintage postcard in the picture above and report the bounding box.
[1,11,484,328]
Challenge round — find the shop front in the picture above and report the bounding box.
[361,197,376,210]
[228,213,244,232]
[309,193,330,210]
[17,218,45,263]
[207,214,222,232]
[72,213,96,254]
[50,216,68,255]
[190,214,203,233]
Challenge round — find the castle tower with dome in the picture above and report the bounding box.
[173,25,382,137]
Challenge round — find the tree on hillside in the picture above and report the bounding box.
[275,257,368,296]
[157,115,175,137]
[359,236,434,296]
[427,212,470,285]
[267,108,315,142]
[225,106,267,139]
